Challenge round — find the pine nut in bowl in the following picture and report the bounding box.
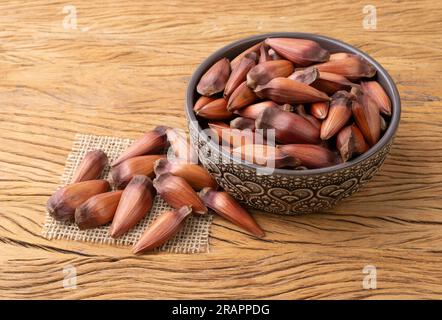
[185,32,401,215]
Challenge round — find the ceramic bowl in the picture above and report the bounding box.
[185,32,400,215]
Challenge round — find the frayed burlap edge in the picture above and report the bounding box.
[42,133,213,253]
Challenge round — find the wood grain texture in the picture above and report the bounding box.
[1,0,442,299]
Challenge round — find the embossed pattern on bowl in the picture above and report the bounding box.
[185,33,401,215]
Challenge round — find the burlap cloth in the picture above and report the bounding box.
[42,134,213,253]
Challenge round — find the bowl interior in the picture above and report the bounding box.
[186,32,401,175]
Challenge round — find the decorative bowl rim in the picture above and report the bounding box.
[185,32,401,176]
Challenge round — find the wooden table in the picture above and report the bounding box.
[1,0,441,299]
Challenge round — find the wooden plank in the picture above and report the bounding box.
[1,0,441,299]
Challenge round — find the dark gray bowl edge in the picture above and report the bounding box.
[185,32,401,176]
